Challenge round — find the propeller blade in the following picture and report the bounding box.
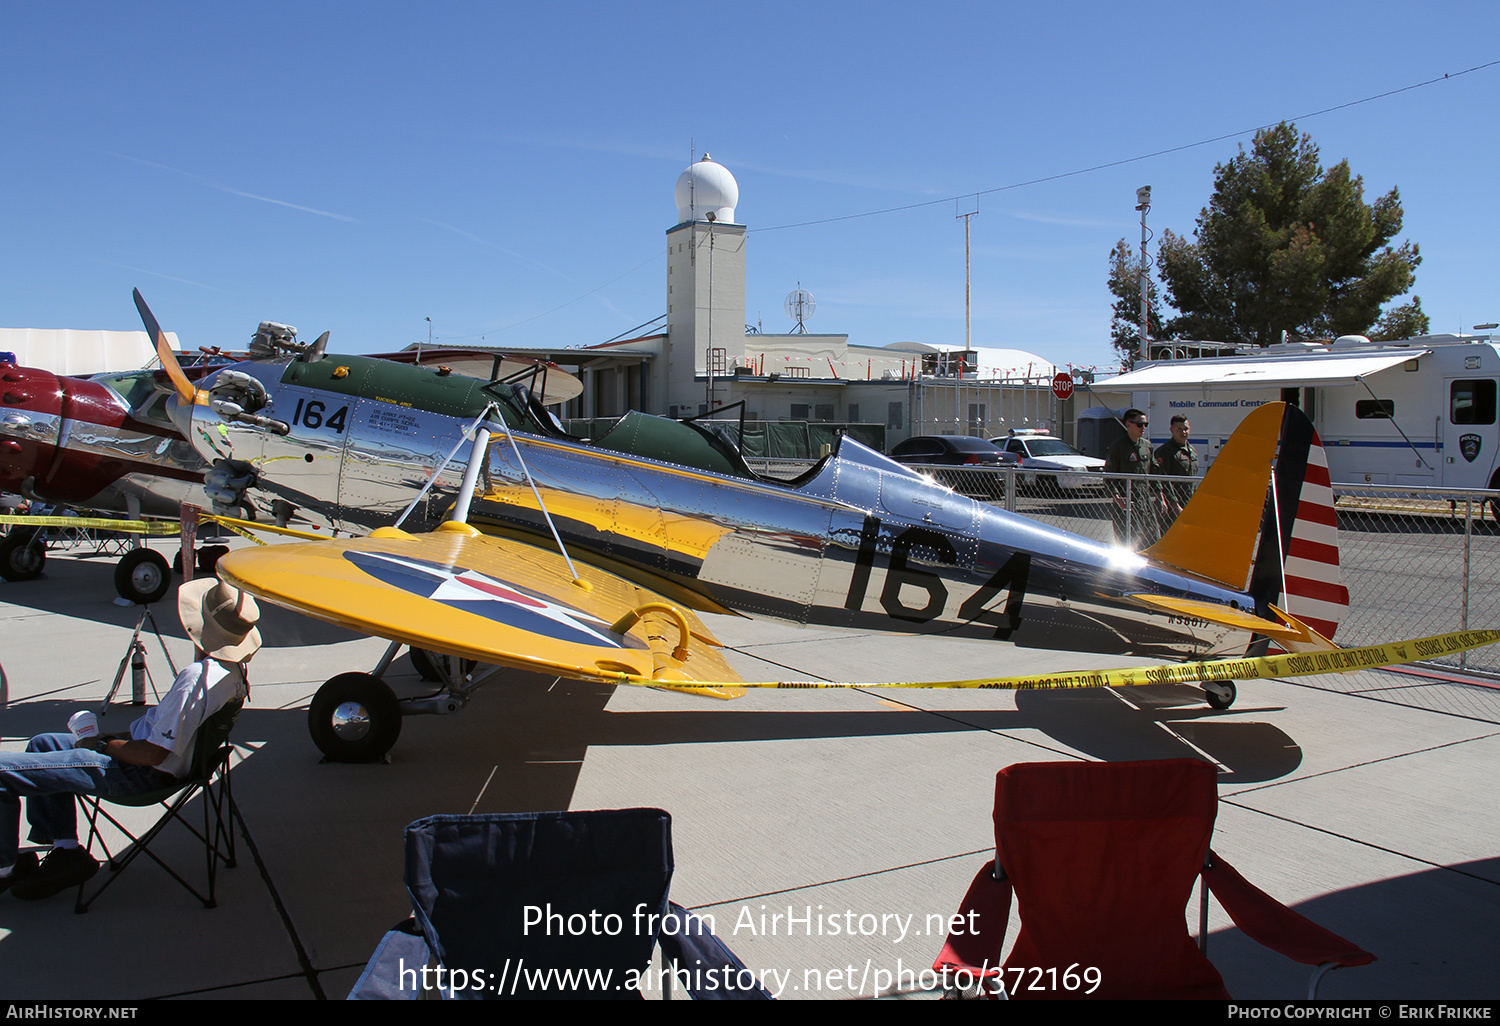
[133,289,206,406]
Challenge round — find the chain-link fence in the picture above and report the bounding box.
[748,458,1500,721]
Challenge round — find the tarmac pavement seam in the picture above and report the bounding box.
[1219,729,1500,797]
[227,793,325,999]
[833,687,1089,761]
[1218,796,1500,886]
[682,845,995,911]
[1280,673,1500,725]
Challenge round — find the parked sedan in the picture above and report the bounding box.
[889,435,1018,498]
[993,433,1105,492]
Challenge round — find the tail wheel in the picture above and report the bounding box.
[114,549,170,604]
[308,672,402,763]
[0,530,45,581]
[1203,680,1237,710]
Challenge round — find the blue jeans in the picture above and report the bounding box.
[0,733,169,868]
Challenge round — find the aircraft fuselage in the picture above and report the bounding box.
[181,354,1255,661]
[0,361,207,515]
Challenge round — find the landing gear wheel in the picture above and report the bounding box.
[409,648,476,683]
[197,545,230,574]
[309,672,402,763]
[114,549,170,604]
[0,530,45,581]
[1203,680,1237,710]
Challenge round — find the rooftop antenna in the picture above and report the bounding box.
[785,284,815,334]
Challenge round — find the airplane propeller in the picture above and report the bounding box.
[133,289,208,409]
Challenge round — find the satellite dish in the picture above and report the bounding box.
[784,287,815,333]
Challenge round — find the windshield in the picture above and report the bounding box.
[481,381,572,437]
[90,370,160,409]
[1024,438,1083,457]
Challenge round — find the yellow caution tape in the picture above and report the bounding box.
[0,515,179,536]
[197,513,331,542]
[621,628,1500,692]
[198,515,268,546]
[1,513,330,546]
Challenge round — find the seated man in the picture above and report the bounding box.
[0,578,260,900]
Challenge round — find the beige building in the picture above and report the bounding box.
[547,156,1073,445]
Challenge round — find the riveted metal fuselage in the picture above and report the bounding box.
[0,363,207,515]
[183,356,1254,660]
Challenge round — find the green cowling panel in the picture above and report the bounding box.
[281,356,496,420]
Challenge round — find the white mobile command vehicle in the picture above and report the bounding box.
[1092,333,1500,491]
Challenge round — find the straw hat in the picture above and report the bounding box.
[178,579,262,662]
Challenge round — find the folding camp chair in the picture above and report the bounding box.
[932,759,1375,999]
[348,809,769,1000]
[73,698,243,913]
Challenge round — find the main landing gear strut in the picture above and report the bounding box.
[306,641,498,762]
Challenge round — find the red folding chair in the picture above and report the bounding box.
[933,759,1374,999]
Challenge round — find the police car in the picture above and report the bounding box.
[992,430,1106,493]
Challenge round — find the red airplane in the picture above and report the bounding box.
[0,293,582,603]
[0,350,239,601]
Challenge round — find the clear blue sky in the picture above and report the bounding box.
[3,2,1496,375]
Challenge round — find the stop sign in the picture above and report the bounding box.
[1051,372,1075,401]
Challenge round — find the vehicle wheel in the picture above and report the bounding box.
[409,648,476,683]
[1203,680,1237,710]
[308,672,402,762]
[114,549,170,604]
[0,530,45,581]
[197,545,230,574]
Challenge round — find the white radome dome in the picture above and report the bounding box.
[675,154,738,224]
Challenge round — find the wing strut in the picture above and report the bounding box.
[487,410,588,591]
[394,405,503,528]
[399,402,589,591]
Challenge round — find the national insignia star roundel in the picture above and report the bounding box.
[343,550,648,651]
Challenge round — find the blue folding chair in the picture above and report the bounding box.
[348,809,768,1000]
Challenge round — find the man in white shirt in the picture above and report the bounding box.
[0,578,260,900]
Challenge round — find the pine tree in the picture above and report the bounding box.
[1155,123,1426,346]
[1107,239,1161,369]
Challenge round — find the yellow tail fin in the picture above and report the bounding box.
[1142,401,1284,589]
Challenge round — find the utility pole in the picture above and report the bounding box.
[1135,186,1152,363]
[705,211,717,413]
[956,198,979,352]
[957,198,978,434]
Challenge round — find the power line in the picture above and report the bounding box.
[753,58,1500,234]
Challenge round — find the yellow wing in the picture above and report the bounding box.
[215,521,744,697]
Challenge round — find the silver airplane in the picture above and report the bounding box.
[149,304,1349,762]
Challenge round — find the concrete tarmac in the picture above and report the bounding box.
[1,544,1497,1001]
